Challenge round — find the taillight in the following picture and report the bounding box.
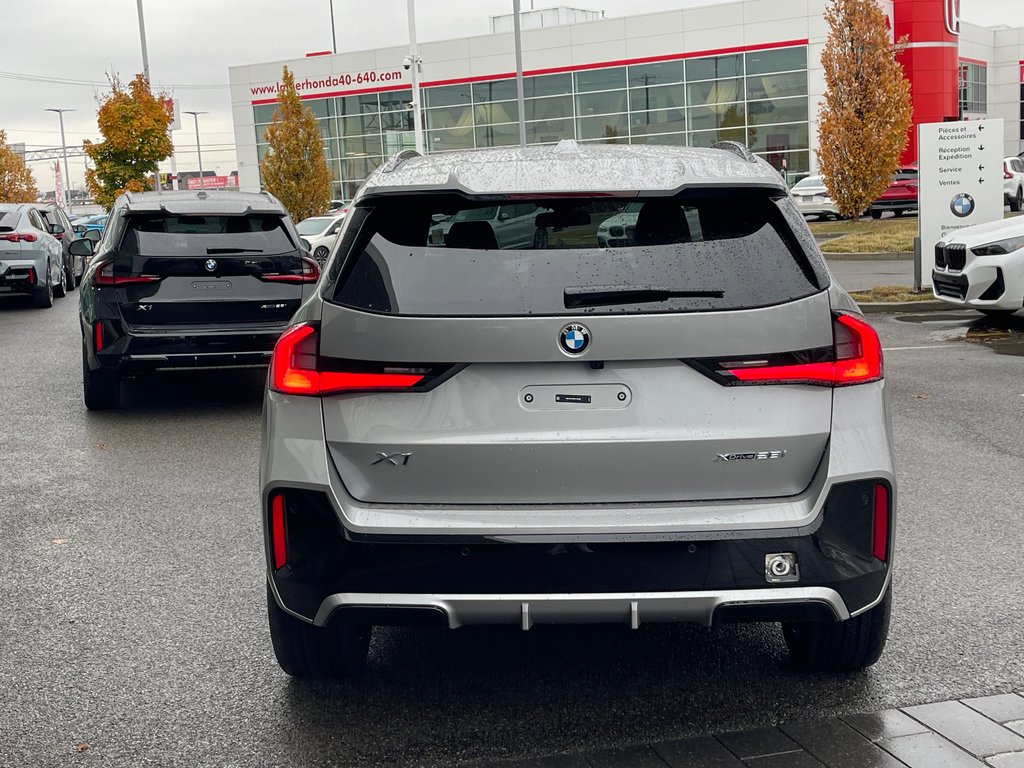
[260,256,320,283]
[1,232,38,242]
[270,493,287,570]
[698,313,883,387]
[1005,163,1013,180]
[93,262,162,286]
[269,323,438,396]
[872,483,890,561]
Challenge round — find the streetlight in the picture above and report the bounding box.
[329,0,337,54]
[183,111,208,189]
[136,0,150,81]
[405,0,425,155]
[44,108,74,208]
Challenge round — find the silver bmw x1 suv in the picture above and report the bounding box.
[261,140,895,679]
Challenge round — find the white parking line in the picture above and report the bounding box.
[881,344,960,351]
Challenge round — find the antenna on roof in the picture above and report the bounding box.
[381,149,422,173]
[711,141,757,163]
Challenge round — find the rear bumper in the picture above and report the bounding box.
[85,324,285,373]
[868,198,916,212]
[264,477,893,628]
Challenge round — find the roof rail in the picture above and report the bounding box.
[711,140,757,163]
[381,149,422,173]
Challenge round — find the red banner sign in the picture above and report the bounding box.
[186,176,238,190]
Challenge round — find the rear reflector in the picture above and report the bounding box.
[94,322,103,352]
[270,323,435,397]
[717,313,882,387]
[872,483,889,561]
[270,493,287,570]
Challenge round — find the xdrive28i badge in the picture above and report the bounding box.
[559,323,591,355]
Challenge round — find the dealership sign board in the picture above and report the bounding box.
[918,118,1004,282]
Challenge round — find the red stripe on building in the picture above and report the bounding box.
[250,39,809,106]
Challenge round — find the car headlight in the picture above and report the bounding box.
[971,236,1024,256]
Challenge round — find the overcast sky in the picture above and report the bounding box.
[4,0,1021,195]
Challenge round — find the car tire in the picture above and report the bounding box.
[82,344,120,410]
[33,266,54,308]
[65,266,76,292]
[533,228,549,249]
[1012,187,1023,213]
[893,210,904,218]
[869,210,882,220]
[267,583,371,679]
[313,246,330,266]
[55,267,70,297]
[782,586,891,672]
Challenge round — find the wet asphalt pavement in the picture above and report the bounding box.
[2,294,1024,768]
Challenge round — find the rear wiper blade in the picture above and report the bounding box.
[564,285,724,308]
[206,247,264,254]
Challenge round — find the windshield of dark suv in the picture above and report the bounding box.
[119,214,297,256]
[329,191,825,316]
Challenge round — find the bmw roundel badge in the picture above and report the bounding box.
[205,259,218,272]
[559,323,591,355]
[950,193,975,218]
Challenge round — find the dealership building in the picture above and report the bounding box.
[227,0,1024,200]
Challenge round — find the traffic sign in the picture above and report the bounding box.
[918,118,1004,283]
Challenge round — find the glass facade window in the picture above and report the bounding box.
[252,45,810,199]
[959,61,987,114]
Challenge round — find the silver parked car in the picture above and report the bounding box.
[0,204,66,308]
[261,141,896,679]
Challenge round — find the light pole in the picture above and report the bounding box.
[329,0,337,54]
[44,108,74,208]
[405,0,424,154]
[512,0,526,147]
[183,111,208,189]
[136,0,150,82]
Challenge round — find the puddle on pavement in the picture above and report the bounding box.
[895,312,1024,356]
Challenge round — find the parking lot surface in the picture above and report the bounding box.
[2,296,1024,767]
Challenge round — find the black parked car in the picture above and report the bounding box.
[72,190,320,410]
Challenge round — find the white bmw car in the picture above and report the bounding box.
[932,216,1024,316]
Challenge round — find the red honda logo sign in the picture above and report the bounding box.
[944,0,961,36]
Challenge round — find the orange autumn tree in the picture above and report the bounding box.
[818,0,912,218]
[259,67,332,222]
[84,74,173,209]
[0,130,39,202]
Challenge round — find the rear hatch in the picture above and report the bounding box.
[112,212,307,330]
[317,190,835,505]
[877,168,918,203]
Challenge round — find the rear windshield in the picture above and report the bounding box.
[119,214,295,256]
[329,192,825,316]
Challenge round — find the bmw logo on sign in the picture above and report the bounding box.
[950,193,975,218]
[205,259,218,272]
[559,323,591,355]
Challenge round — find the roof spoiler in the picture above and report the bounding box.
[711,141,758,164]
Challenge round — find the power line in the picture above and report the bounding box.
[0,70,229,90]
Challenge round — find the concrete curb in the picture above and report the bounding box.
[858,299,950,314]
[822,252,913,261]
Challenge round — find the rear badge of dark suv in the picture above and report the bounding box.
[205,259,218,272]
[559,323,591,355]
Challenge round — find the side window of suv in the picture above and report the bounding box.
[27,209,45,231]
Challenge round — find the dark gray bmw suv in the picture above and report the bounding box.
[75,190,319,410]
